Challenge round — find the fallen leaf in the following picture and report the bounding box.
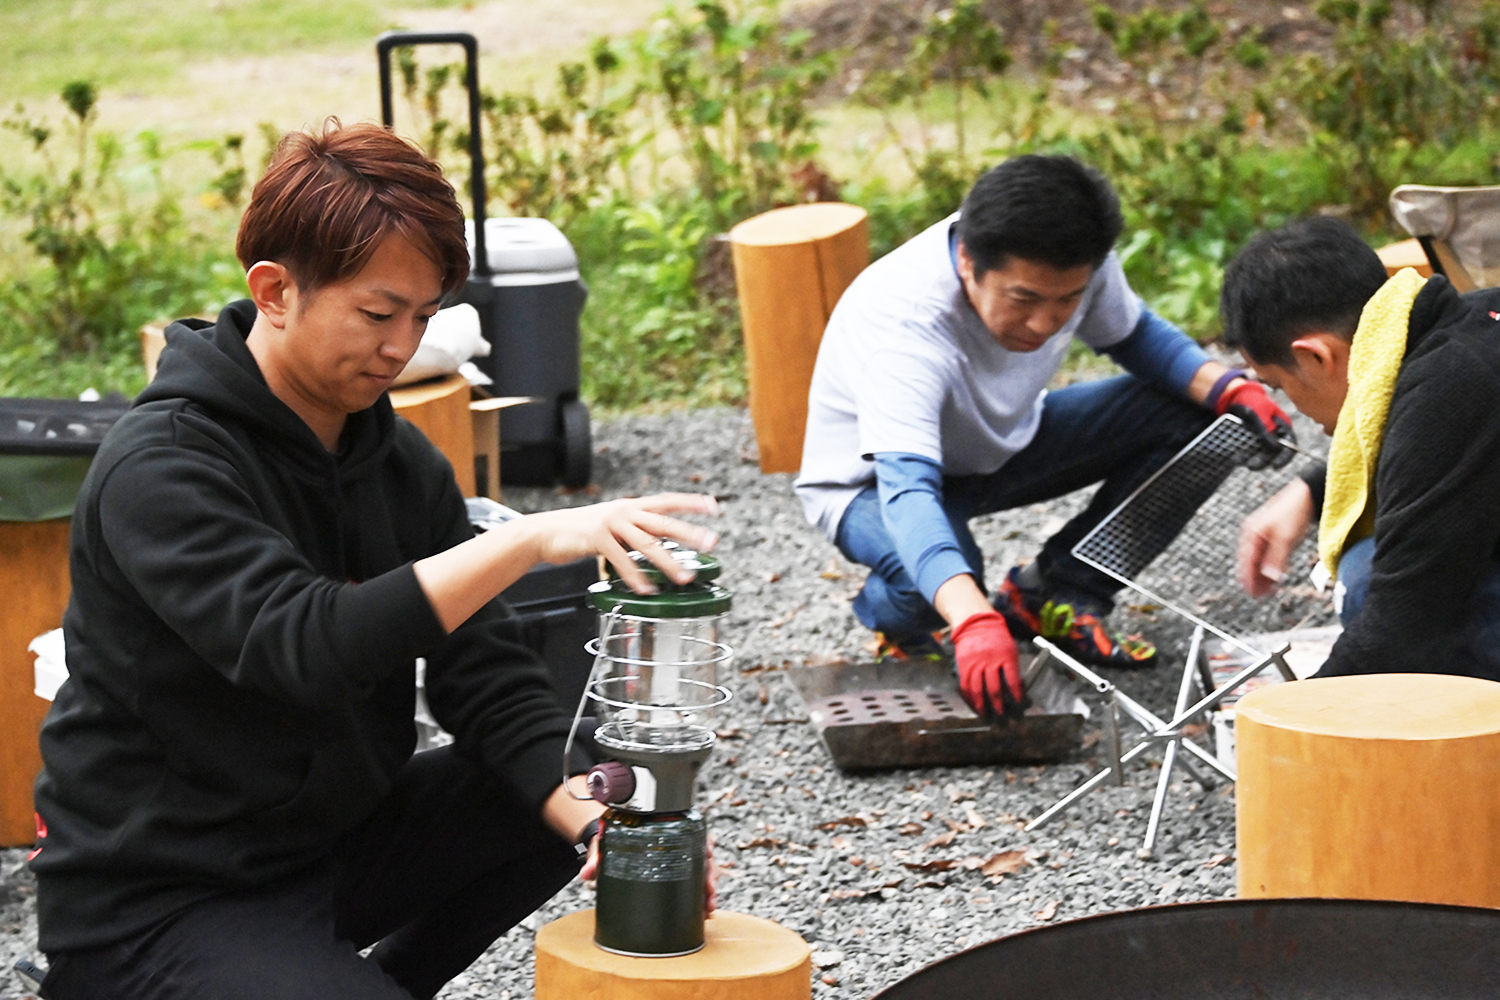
[959,855,987,871]
[882,877,906,888]
[804,653,849,668]
[944,783,975,803]
[737,837,787,850]
[831,835,853,850]
[981,850,1030,877]
[897,822,924,836]
[714,726,745,740]
[1034,899,1058,921]
[902,858,958,872]
[1201,853,1233,868]
[819,557,845,580]
[816,816,868,831]
[940,817,969,833]
[963,804,988,829]
[922,830,957,849]
[763,571,781,583]
[828,888,868,899]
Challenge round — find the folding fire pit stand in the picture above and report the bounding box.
[1024,633,1292,855]
[1023,415,1300,853]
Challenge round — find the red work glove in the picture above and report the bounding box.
[1216,379,1296,469]
[952,610,1023,717]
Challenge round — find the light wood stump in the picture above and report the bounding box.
[1236,673,1500,907]
[0,518,71,846]
[390,374,475,497]
[535,910,811,1000]
[728,203,868,475]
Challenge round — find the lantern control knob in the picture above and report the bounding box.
[587,761,636,804]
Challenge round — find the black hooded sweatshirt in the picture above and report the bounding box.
[32,300,576,952]
[1314,277,1500,680]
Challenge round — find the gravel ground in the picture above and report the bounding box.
[1,403,1329,1000]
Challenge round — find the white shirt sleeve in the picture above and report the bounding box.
[1072,252,1143,351]
[853,339,955,464]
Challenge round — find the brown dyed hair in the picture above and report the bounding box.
[236,118,470,300]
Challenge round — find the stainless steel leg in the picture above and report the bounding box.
[1108,693,1124,787]
[1142,738,1179,855]
[1143,627,1205,854]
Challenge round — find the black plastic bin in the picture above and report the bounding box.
[0,397,129,521]
[498,557,599,712]
[467,498,599,711]
[377,31,592,490]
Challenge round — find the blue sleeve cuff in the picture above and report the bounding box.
[1104,309,1211,396]
[874,452,978,604]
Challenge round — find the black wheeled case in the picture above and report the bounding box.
[377,31,592,488]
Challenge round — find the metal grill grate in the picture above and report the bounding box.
[1072,413,1336,647]
[1074,415,1264,582]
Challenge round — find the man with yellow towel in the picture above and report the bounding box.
[1221,216,1500,681]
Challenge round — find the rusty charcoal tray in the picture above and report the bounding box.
[787,657,1085,771]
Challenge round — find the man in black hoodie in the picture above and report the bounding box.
[30,120,719,999]
[1223,216,1500,681]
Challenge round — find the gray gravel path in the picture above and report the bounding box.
[1,403,1329,1000]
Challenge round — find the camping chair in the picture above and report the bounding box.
[1021,415,1311,855]
[1389,184,1500,292]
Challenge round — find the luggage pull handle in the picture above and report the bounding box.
[376,31,491,278]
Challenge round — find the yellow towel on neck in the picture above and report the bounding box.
[1319,267,1427,578]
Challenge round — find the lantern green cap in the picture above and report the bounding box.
[588,545,732,618]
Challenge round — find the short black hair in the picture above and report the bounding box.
[1220,217,1389,367]
[956,155,1123,275]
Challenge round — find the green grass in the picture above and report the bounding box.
[0,0,474,98]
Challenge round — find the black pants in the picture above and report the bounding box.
[41,747,579,1000]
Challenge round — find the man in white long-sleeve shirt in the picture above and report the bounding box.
[795,155,1293,716]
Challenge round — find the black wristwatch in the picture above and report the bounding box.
[573,817,603,861]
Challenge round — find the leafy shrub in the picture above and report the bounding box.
[0,82,245,396]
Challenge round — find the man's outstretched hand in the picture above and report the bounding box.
[952,610,1022,716]
[1217,380,1296,469]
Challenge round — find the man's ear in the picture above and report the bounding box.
[245,261,295,327]
[1287,332,1351,381]
[955,239,975,285]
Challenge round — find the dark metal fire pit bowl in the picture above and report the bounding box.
[871,899,1499,999]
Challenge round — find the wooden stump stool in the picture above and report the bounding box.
[535,910,811,1000]
[1236,673,1500,907]
[728,203,868,474]
[0,518,72,846]
[390,374,476,497]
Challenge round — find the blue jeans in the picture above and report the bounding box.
[1335,536,1500,679]
[835,375,1213,639]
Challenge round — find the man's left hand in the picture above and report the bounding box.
[1217,380,1295,468]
